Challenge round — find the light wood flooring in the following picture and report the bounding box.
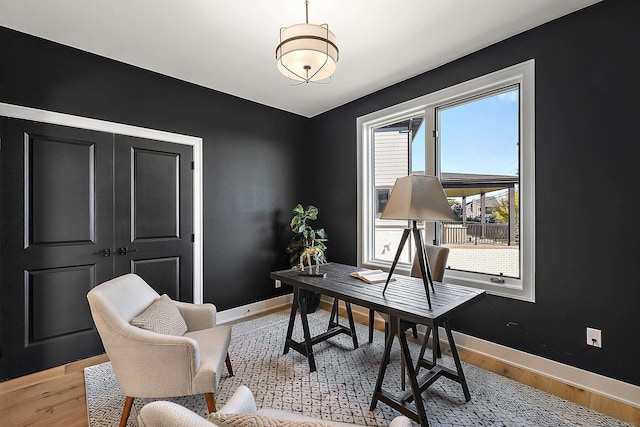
[0,353,109,427]
[0,306,637,426]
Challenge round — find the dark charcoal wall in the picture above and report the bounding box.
[0,26,305,309]
[308,0,640,386]
[2,0,638,387]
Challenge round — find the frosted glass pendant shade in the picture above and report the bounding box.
[276,23,338,82]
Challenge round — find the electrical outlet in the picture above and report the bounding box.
[587,327,602,348]
[275,280,281,289]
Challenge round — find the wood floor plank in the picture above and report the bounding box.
[0,366,66,395]
[589,393,640,426]
[1,373,84,422]
[0,354,106,426]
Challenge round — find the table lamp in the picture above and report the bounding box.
[380,174,455,308]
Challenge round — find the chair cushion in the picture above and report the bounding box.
[130,294,188,336]
[208,413,329,427]
[185,325,232,392]
[257,410,355,427]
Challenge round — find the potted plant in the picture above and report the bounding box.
[286,204,327,313]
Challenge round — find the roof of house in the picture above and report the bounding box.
[441,172,518,198]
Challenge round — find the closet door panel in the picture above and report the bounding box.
[0,117,196,381]
[114,135,193,302]
[132,148,180,240]
[0,118,113,380]
[28,134,94,245]
[26,265,96,343]
[131,257,180,300]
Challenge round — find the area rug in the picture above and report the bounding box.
[85,309,631,426]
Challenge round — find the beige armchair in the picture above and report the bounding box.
[87,273,233,427]
[138,386,413,427]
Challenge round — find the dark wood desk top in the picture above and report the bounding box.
[271,262,485,326]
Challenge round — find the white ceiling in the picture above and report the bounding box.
[0,0,601,118]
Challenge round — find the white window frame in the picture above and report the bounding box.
[357,60,535,302]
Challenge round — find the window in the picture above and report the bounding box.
[372,116,425,262]
[357,60,535,301]
[375,188,390,216]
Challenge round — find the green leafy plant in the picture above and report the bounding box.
[286,204,328,268]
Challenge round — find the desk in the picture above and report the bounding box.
[270,262,485,427]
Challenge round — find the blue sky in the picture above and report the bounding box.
[412,89,519,176]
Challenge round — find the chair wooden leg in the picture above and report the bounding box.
[119,396,134,427]
[205,392,217,413]
[225,353,234,376]
[411,324,418,339]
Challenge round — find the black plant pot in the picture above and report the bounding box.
[303,290,322,313]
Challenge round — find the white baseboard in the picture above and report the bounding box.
[326,297,640,409]
[448,328,640,409]
[217,294,293,325]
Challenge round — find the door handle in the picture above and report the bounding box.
[117,247,138,255]
[99,248,111,257]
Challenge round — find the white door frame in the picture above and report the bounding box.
[0,102,205,303]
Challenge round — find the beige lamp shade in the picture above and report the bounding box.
[276,23,338,82]
[381,174,455,221]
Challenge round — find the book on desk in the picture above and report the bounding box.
[350,269,395,284]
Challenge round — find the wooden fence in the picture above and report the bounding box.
[441,222,516,246]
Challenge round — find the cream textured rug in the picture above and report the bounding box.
[85,310,631,426]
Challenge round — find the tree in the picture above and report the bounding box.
[448,199,462,221]
[493,191,519,224]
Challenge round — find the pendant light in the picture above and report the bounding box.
[276,1,339,83]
